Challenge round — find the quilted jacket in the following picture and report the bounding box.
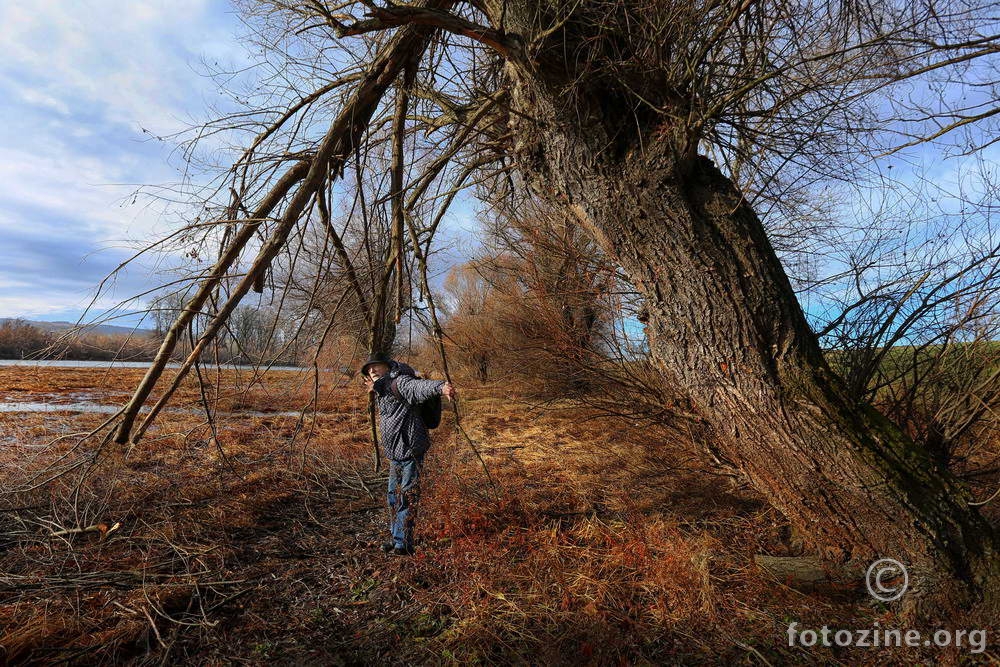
[372,360,445,461]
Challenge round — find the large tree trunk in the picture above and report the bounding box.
[496,12,998,618]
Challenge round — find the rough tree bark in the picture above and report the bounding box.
[490,2,998,618]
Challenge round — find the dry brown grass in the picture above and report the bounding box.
[0,367,996,664]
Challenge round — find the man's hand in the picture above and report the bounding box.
[363,375,375,394]
[441,381,456,401]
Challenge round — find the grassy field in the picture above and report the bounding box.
[0,366,996,664]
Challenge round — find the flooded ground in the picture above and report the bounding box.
[0,386,334,418]
[0,359,304,371]
[0,365,359,422]
[0,400,318,417]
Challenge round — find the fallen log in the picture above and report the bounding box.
[754,554,866,598]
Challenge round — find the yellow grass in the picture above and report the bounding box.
[0,367,994,664]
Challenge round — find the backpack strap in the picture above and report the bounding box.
[389,377,420,451]
[389,377,413,410]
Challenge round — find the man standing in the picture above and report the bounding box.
[361,352,455,556]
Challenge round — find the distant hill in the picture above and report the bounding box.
[0,318,157,337]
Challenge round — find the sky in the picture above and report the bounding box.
[1,1,994,338]
[0,0,492,330]
[0,1,257,325]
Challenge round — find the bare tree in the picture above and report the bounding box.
[94,0,1000,616]
[809,162,1000,472]
[449,201,617,389]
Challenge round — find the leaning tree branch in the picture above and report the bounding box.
[337,4,527,65]
[316,186,373,329]
[114,3,451,445]
[111,161,310,445]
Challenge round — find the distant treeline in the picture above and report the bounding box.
[0,319,161,361]
[0,318,304,365]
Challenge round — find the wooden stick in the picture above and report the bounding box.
[390,64,412,325]
[50,521,121,538]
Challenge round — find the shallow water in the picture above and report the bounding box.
[0,401,124,414]
[0,359,304,371]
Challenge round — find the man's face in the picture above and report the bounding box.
[367,362,390,380]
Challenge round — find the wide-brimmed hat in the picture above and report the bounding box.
[360,351,393,376]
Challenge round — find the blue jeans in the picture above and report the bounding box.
[387,454,424,550]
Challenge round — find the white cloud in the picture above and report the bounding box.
[0,1,249,321]
[0,0,243,134]
[0,1,473,324]
[0,146,130,232]
[0,261,140,318]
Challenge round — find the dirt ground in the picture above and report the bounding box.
[0,366,996,664]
